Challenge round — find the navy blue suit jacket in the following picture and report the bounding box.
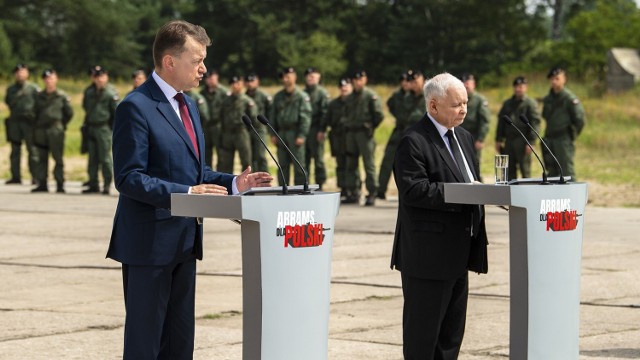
[391,113,488,280]
[107,77,234,266]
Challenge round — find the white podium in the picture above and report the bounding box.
[171,189,340,360]
[445,182,588,360]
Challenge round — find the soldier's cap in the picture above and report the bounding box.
[42,69,57,79]
[204,69,218,77]
[229,75,243,84]
[280,67,296,78]
[351,70,367,79]
[405,69,423,81]
[512,76,527,86]
[338,78,351,87]
[131,69,146,78]
[547,67,565,78]
[399,72,408,81]
[461,73,475,82]
[245,72,258,82]
[304,67,319,76]
[13,63,28,72]
[91,65,108,76]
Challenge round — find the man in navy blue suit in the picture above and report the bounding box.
[108,20,273,359]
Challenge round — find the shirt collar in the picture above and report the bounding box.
[152,71,180,102]
[427,113,451,139]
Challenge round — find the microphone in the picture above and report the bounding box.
[519,114,566,184]
[501,116,548,184]
[257,114,310,194]
[241,114,288,195]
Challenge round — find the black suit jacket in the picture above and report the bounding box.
[391,113,488,280]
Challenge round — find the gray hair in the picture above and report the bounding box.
[423,73,465,111]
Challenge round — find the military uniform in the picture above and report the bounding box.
[541,88,585,179]
[460,91,490,164]
[32,88,74,192]
[217,92,257,173]
[270,88,311,185]
[246,86,272,172]
[82,83,118,193]
[5,79,39,183]
[304,83,329,188]
[344,86,384,202]
[200,84,229,168]
[325,92,357,195]
[184,90,209,128]
[496,95,541,179]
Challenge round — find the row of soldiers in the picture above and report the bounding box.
[4,63,585,200]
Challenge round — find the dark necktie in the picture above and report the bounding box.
[446,130,471,183]
[174,93,199,159]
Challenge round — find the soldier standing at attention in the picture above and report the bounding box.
[542,67,585,179]
[200,70,228,168]
[245,72,272,172]
[324,77,356,199]
[303,67,330,190]
[343,70,384,206]
[82,66,119,194]
[5,64,39,185]
[218,76,257,173]
[31,69,74,193]
[270,67,311,186]
[130,69,147,92]
[460,73,490,169]
[495,76,541,180]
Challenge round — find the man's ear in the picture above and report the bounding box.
[428,98,438,115]
[162,54,174,71]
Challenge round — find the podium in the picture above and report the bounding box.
[171,189,340,360]
[444,182,588,360]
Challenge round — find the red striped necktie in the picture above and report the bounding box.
[174,93,199,159]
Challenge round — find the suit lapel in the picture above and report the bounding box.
[419,115,465,182]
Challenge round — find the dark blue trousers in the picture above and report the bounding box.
[122,258,197,360]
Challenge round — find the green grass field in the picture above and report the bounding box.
[1,76,639,206]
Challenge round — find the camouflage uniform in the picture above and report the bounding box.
[32,88,74,191]
[460,91,490,164]
[325,93,358,194]
[246,87,272,172]
[184,90,210,129]
[217,92,257,173]
[270,88,312,186]
[5,80,39,183]
[304,83,329,188]
[200,84,229,168]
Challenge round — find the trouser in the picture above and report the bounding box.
[33,125,65,187]
[503,137,532,180]
[276,130,306,186]
[378,127,403,195]
[86,125,113,190]
[251,125,270,172]
[305,127,327,186]
[122,258,197,360]
[217,127,252,174]
[345,130,377,195]
[7,119,37,181]
[401,272,469,360]
[542,136,575,179]
[203,124,221,169]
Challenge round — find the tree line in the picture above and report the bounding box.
[1,0,639,86]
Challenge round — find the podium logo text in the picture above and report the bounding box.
[275,211,330,248]
[539,198,582,232]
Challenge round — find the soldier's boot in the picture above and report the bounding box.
[341,190,360,204]
[31,185,48,193]
[56,183,65,194]
[364,194,376,207]
[5,178,21,185]
[376,191,386,200]
[82,186,100,194]
[102,187,110,195]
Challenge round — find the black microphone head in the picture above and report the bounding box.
[257,114,270,125]
[519,114,530,125]
[501,115,513,125]
[241,114,252,127]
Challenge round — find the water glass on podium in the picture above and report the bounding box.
[495,154,509,184]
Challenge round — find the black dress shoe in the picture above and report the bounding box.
[5,178,21,185]
[31,186,48,193]
[82,187,100,194]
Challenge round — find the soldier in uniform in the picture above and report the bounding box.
[184,88,209,131]
[130,69,147,92]
[343,70,384,206]
[269,67,312,186]
[303,67,330,190]
[245,72,272,172]
[31,69,74,193]
[495,76,541,180]
[324,77,356,199]
[4,64,39,184]
[199,70,228,168]
[542,67,585,179]
[218,76,257,173]
[82,66,119,194]
[460,73,490,169]
[378,70,425,199]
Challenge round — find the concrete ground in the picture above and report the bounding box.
[0,181,638,359]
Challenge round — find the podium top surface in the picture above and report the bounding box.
[444,182,588,207]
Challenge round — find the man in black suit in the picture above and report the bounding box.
[391,72,488,359]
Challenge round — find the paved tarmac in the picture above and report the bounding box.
[0,181,639,360]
